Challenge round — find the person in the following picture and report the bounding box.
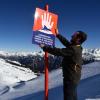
[40,29,87,100]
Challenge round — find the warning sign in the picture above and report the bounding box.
[32,8,58,46]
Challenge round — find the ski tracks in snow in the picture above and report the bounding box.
[0,85,10,95]
[0,81,26,95]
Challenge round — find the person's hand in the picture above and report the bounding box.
[39,44,45,48]
[55,28,59,36]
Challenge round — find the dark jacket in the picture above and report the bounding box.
[42,34,83,84]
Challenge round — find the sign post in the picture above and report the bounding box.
[44,5,49,100]
[32,5,58,100]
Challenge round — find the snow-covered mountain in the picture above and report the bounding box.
[0,51,44,58]
[0,50,62,72]
[82,48,100,61]
[0,58,37,84]
[0,49,100,73]
[0,48,100,61]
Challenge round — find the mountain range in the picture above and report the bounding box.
[0,49,100,73]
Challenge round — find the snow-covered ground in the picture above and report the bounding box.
[0,61,100,100]
[0,58,37,84]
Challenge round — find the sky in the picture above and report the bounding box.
[0,0,100,52]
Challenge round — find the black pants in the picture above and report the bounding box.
[63,78,78,100]
[62,64,81,100]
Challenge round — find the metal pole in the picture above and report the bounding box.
[45,4,49,100]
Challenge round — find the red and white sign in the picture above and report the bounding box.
[33,8,58,35]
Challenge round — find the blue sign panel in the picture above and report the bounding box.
[32,31,55,46]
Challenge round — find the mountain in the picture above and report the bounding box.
[0,48,100,73]
[0,50,62,72]
[82,48,100,61]
[0,50,100,99]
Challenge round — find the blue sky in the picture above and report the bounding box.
[0,0,100,52]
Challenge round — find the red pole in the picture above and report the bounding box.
[45,4,49,100]
[45,52,48,100]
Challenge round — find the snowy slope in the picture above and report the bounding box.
[0,62,100,100]
[0,58,37,84]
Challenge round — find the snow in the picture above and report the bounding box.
[0,58,37,84]
[7,60,22,66]
[81,62,100,79]
[0,49,100,100]
[0,48,100,61]
[82,49,100,61]
[86,99,100,100]
[0,61,100,100]
[0,50,44,57]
